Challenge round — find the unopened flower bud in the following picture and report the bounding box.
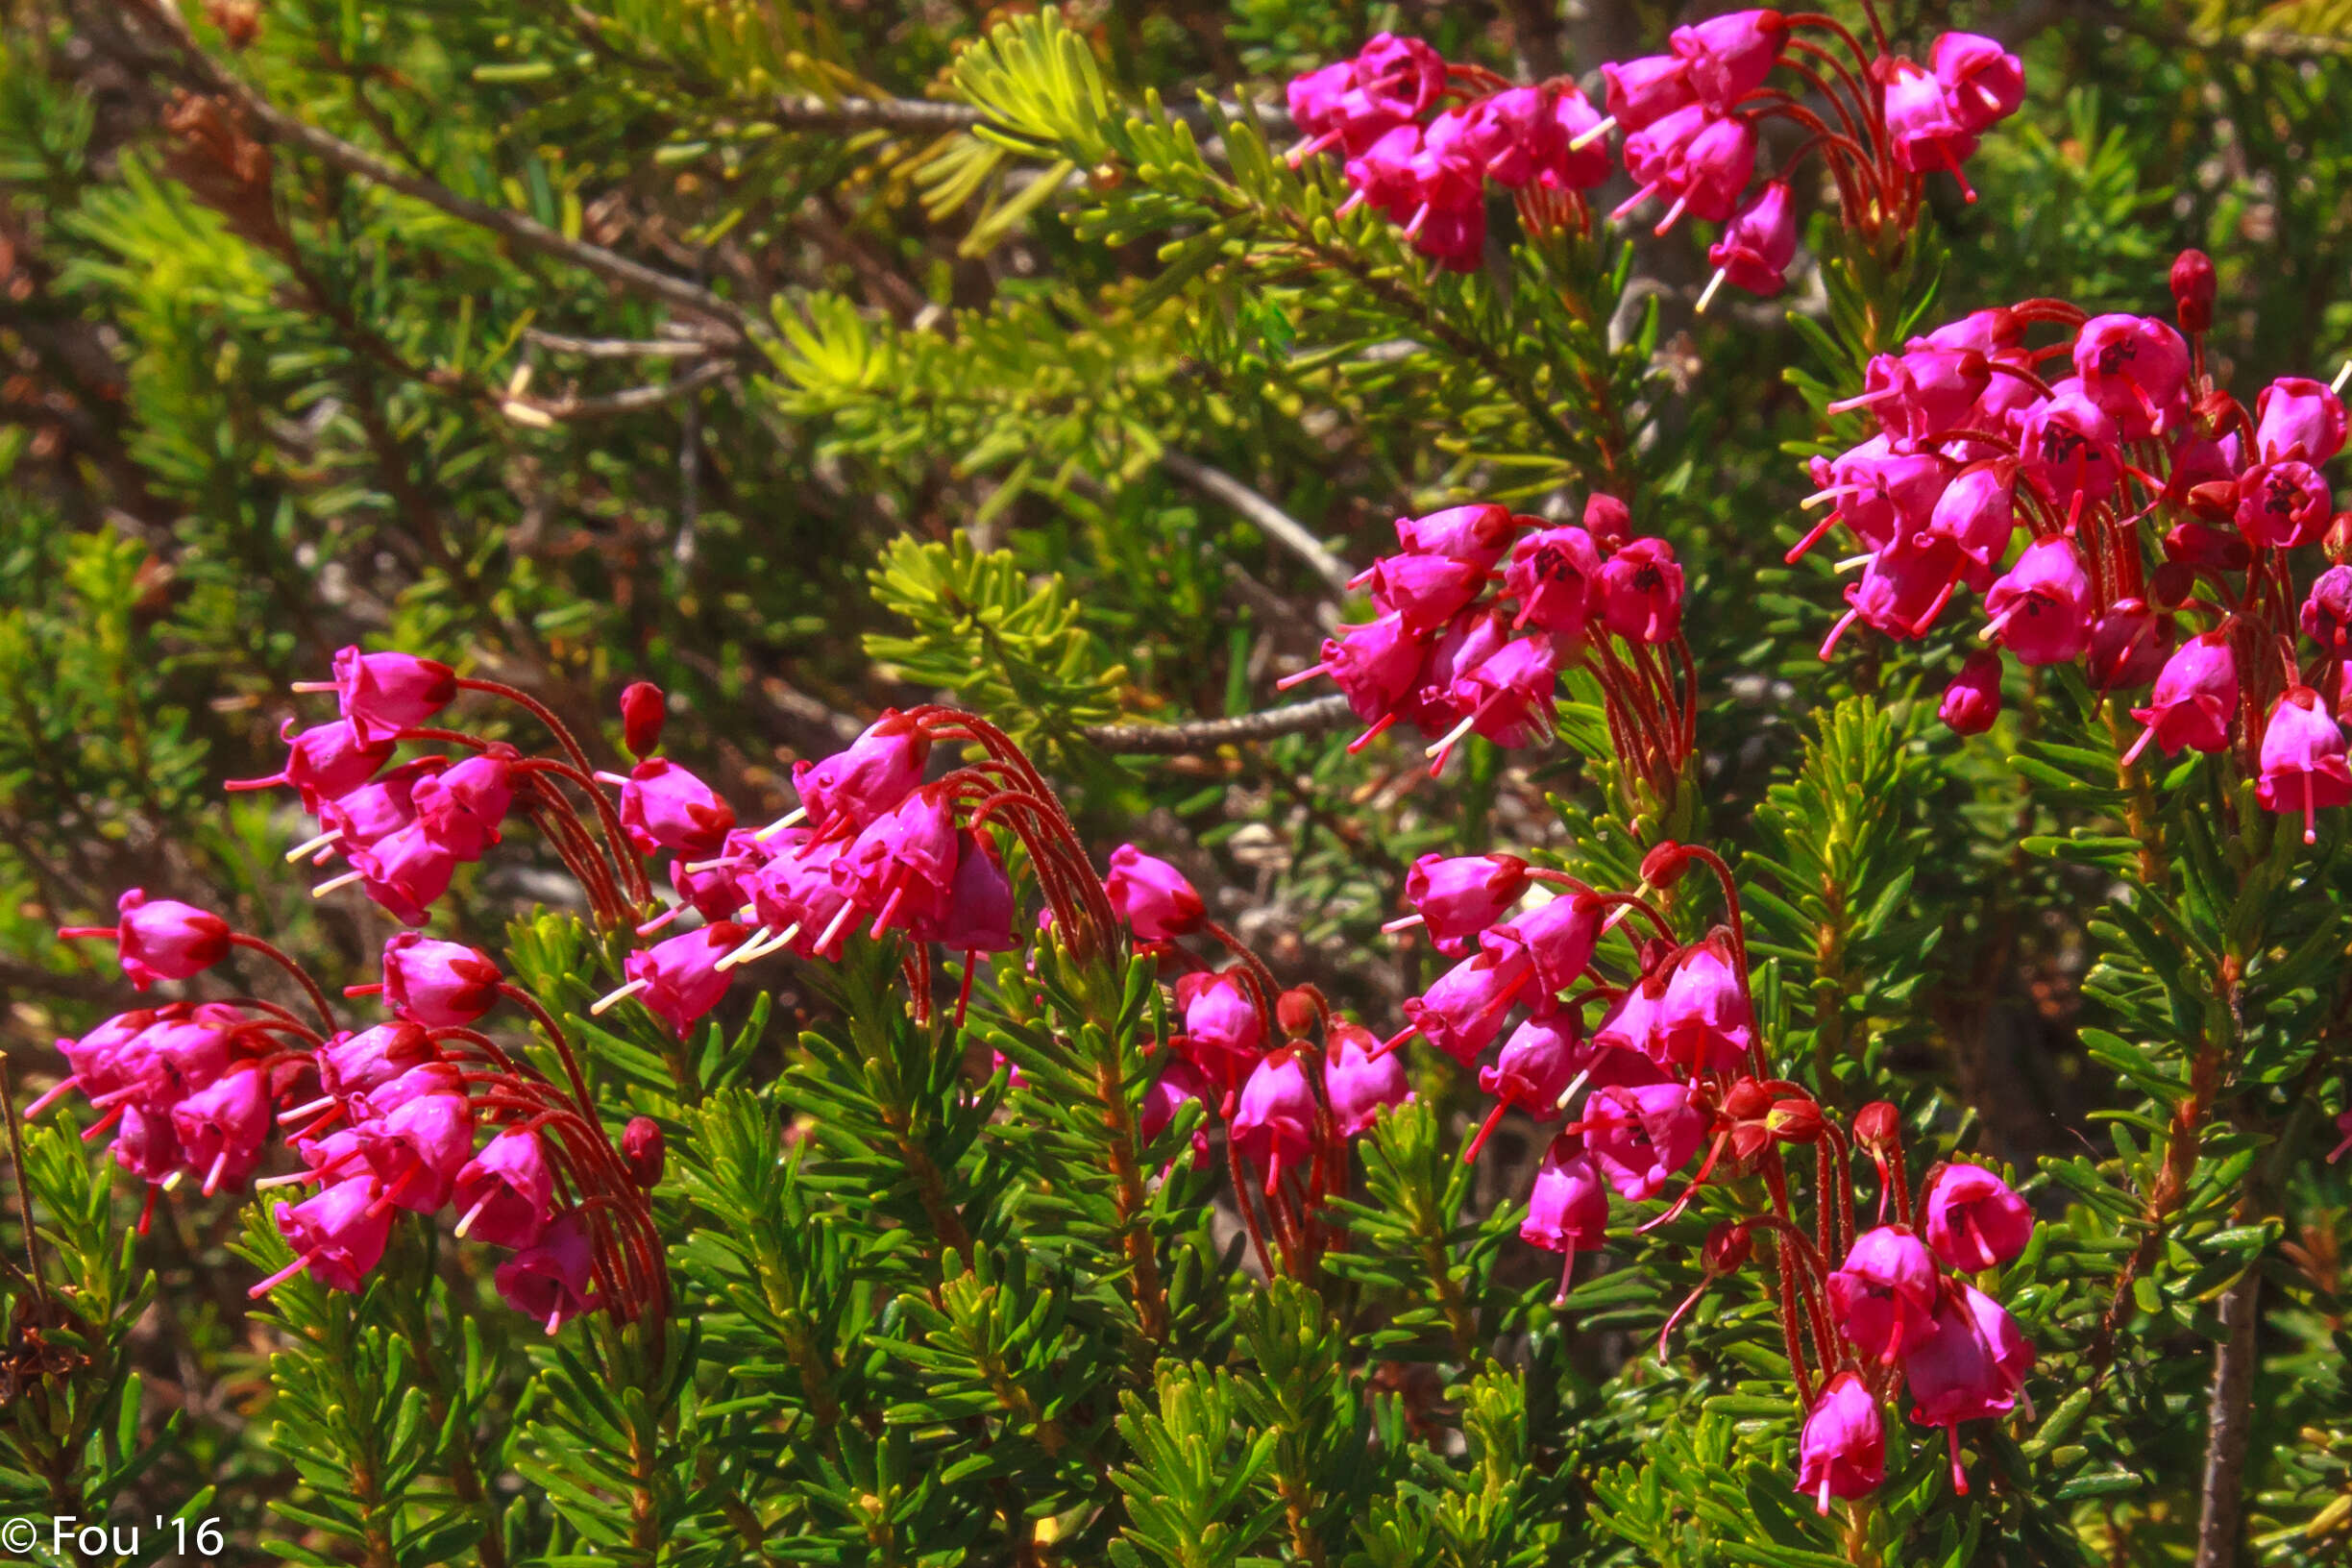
[1852,1100,1900,1151]
[622,1116,665,1188]
[1722,1078,1773,1119]
[2329,512,2352,566]
[1703,1220,1752,1274]
[1639,841,1691,888]
[2150,561,2196,609]
[1276,989,1318,1039]
[2169,249,2216,335]
[1584,493,1632,548]
[619,681,666,760]
[1768,1096,1825,1143]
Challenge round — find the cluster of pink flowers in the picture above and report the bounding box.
[1798,254,2352,842]
[1287,34,1610,269]
[1290,10,2024,306]
[1279,498,1694,796]
[1366,838,2034,1507]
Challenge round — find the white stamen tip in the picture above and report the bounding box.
[284,828,342,863]
[753,807,808,842]
[1695,269,1727,316]
[589,977,649,1016]
[311,870,365,898]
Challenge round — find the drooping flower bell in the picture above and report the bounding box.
[1938,650,2003,737]
[2072,314,2190,438]
[1922,464,2017,583]
[1230,1046,1319,1194]
[344,821,458,927]
[452,1128,554,1248]
[1363,552,1490,637]
[1139,1055,1213,1172]
[257,1175,397,1295]
[1398,852,1530,951]
[1800,437,1949,557]
[919,830,1017,955]
[1431,635,1563,768]
[1703,180,1797,306]
[1392,502,1518,569]
[1833,347,1990,446]
[1470,1010,1585,1161]
[1398,945,1533,1065]
[495,1210,600,1335]
[379,933,501,1028]
[355,1090,477,1213]
[1670,10,1788,109]
[313,758,442,863]
[1521,1135,1609,1296]
[1538,87,1613,191]
[1883,58,1978,189]
[1905,1282,2033,1494]
[2255,686,2352,845]
[671,828,771,922]
[1930,32,2023,133]
[790,709,930,836]
[1655,937,1753,1072]
[321,647,459,747]
[1923,1162,2033,1272]
[616,758,736,860]
[1486,890,1605,1000]
[2305,566,2352,653]
[1103,845,1206,942]
[618,919,747,1038]
[1827,1227,1941,1364]
[169,1067,272,1195]
[1593,972,1668,1063]
[76,889,233,991]
[1324,1020,1410,1138]
[1600,55,1696,135]
[1458,86,1562,188]
[316,1021,435,1102]
[111,1102,182,1184]
[2020,388,2123,507]
[1504,528,1603,635]
[2123,633,2238,765]
[1819,533,1964,657]
[2254,376,2348,464]
[2086,600,2172,693]
[831,785,958,942]
[2235,460,2333,551]
[1982,537,2093,666]
[1580,1081,1704,1202]
[224,718,395,809]
[1175,970,1266,1090]
[410,752,517,859]
[1797,1372,1886,1514]
[1599,537,1685,643]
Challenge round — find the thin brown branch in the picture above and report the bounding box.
[1082,695,1352,754]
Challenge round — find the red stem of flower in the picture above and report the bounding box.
[228,933,339,1034]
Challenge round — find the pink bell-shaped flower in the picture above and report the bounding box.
[2074,313,2190,438]
[1600,55,1695,133]
[2124,633,2238,765]
[2254,376,2348,463]
[1619,102,1711,211]
[1402,609,1509,737]
[1392,503,1518,568]
[1103,845,1207,941]
[831,785,958,942]
[1911,307,2023,357]
[1655,937,1753,1072]
[1665,112,1759,227]
[1580,1081,1704,1202]
[1834,347,1990,446]
[1797,1372,1886,1513]
[623,920,746,1038]
[1593,972,1667,1062]
[495,1210,600,1334]
[1459,86,1562,188]
[410,752,516,859]
[1505,527,1603,635]
[1982,536,2093,666]
[791,710,930,835]
[110,1102,183,1183]
[1400,852,1530,948]
[1670,9,1788,109]
[1883,59,1979,188]
[1827,1226,1940,1364]
[746,836,848,955]
[314,758,441,861]
[1230,1046,1319,1194]
[2256,686,2352,844]
[1435,634,1562,761]
[2235,460,2332,551]
[380,934,501,1028]
[1324,1020,1410,1138]
[2020,387,2123,506]
[1704,180,1798,303]
[324,647,458,747]
[452,1128,554,1248]
[1349,34,1446,121]
[622,1116,664,1188]
[1905,1282,2033,1494]
[1923,1162,2033,1272]
[1521,1134,1609,1287]
[671,828,771,922]
[1939,650,2004,736]
[225,718,395,809]
[1484,891,1604,997]
[1922,463,2016,582]
[1474,1010,1584,1161]
[169,1067,272,1196]
[1537,86,1613,191]
[2304,566,2352,652]
[317,1021,435,1102]
[32,1009,158,1119]
[1364,552,1490,637]
[1340,123,1423,220]
[1289,612,1425,729]
[356,1091,477,1213]
[345,821,458,927]
[617,758,736,859]
[1820,534,1964,658]
[1399,945,1533,1066]
[2087,600,2172,693]
[109,889,232,990]
[918,830,1017,954]
[1800,437,1950,557]
[348,1061,464,1124]
[1930,33,2023,133]
[260,1176,396,1295]
[1175,970,1266,1091]
[1598,537,1685,643]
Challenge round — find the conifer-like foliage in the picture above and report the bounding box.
[3,1,2351,1565]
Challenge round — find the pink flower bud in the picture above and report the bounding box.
[1600,55,1695,133]
[225,718,395,809]
[2254,376,2347,464]
[619,758,736,859]
[318,1021,437,1101]
[356,1091,476,1213]
[1364,552,1490,637]
[618,680,666,759]
[1403,853,1530,945]
[1393,503,1518,568]
[1175,970,1265,1090]
[2170,250,2217,334]
[622,1117,665,1188]
[1929,32,2023,132]
[1797,1372,1886,1512]
[110,888,231,989]
[1827,1227,1940,1364]
[1581,1081,1703,1202]
[1504,527,1603,634]
[1707,180,1798,298]
[271,1176,396,1293]
[1599,537,1685,643]
[1230,1046,1319,1193]
[1939,651,2003,737]
[1671,10,1788,108]
[170,1068,272,1195]
[495,1210,599,1333]
[1983,536,2093,667]
[2256,686,2352,844]
[1521,1135,1609,1262]
[329,647,458,747]
[1324,1020,1410,1138]
[2235,459,2333,551]
[1480,1008,1584,1113]
[791,710,930,835]
[411,752,516,859]
[2305,566,2352,652]
[452,1128,554,1247]
[1655,937,1752,1072]
[2073,314,2190,439]
[346,821,458,927]
[2087,599,2172,693]
[1103,845,1206,942]
[1923,1162,2033,1272]
[625,920,746,1038]
[2125,633,2238,764]
[1401,946,1533,1065]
